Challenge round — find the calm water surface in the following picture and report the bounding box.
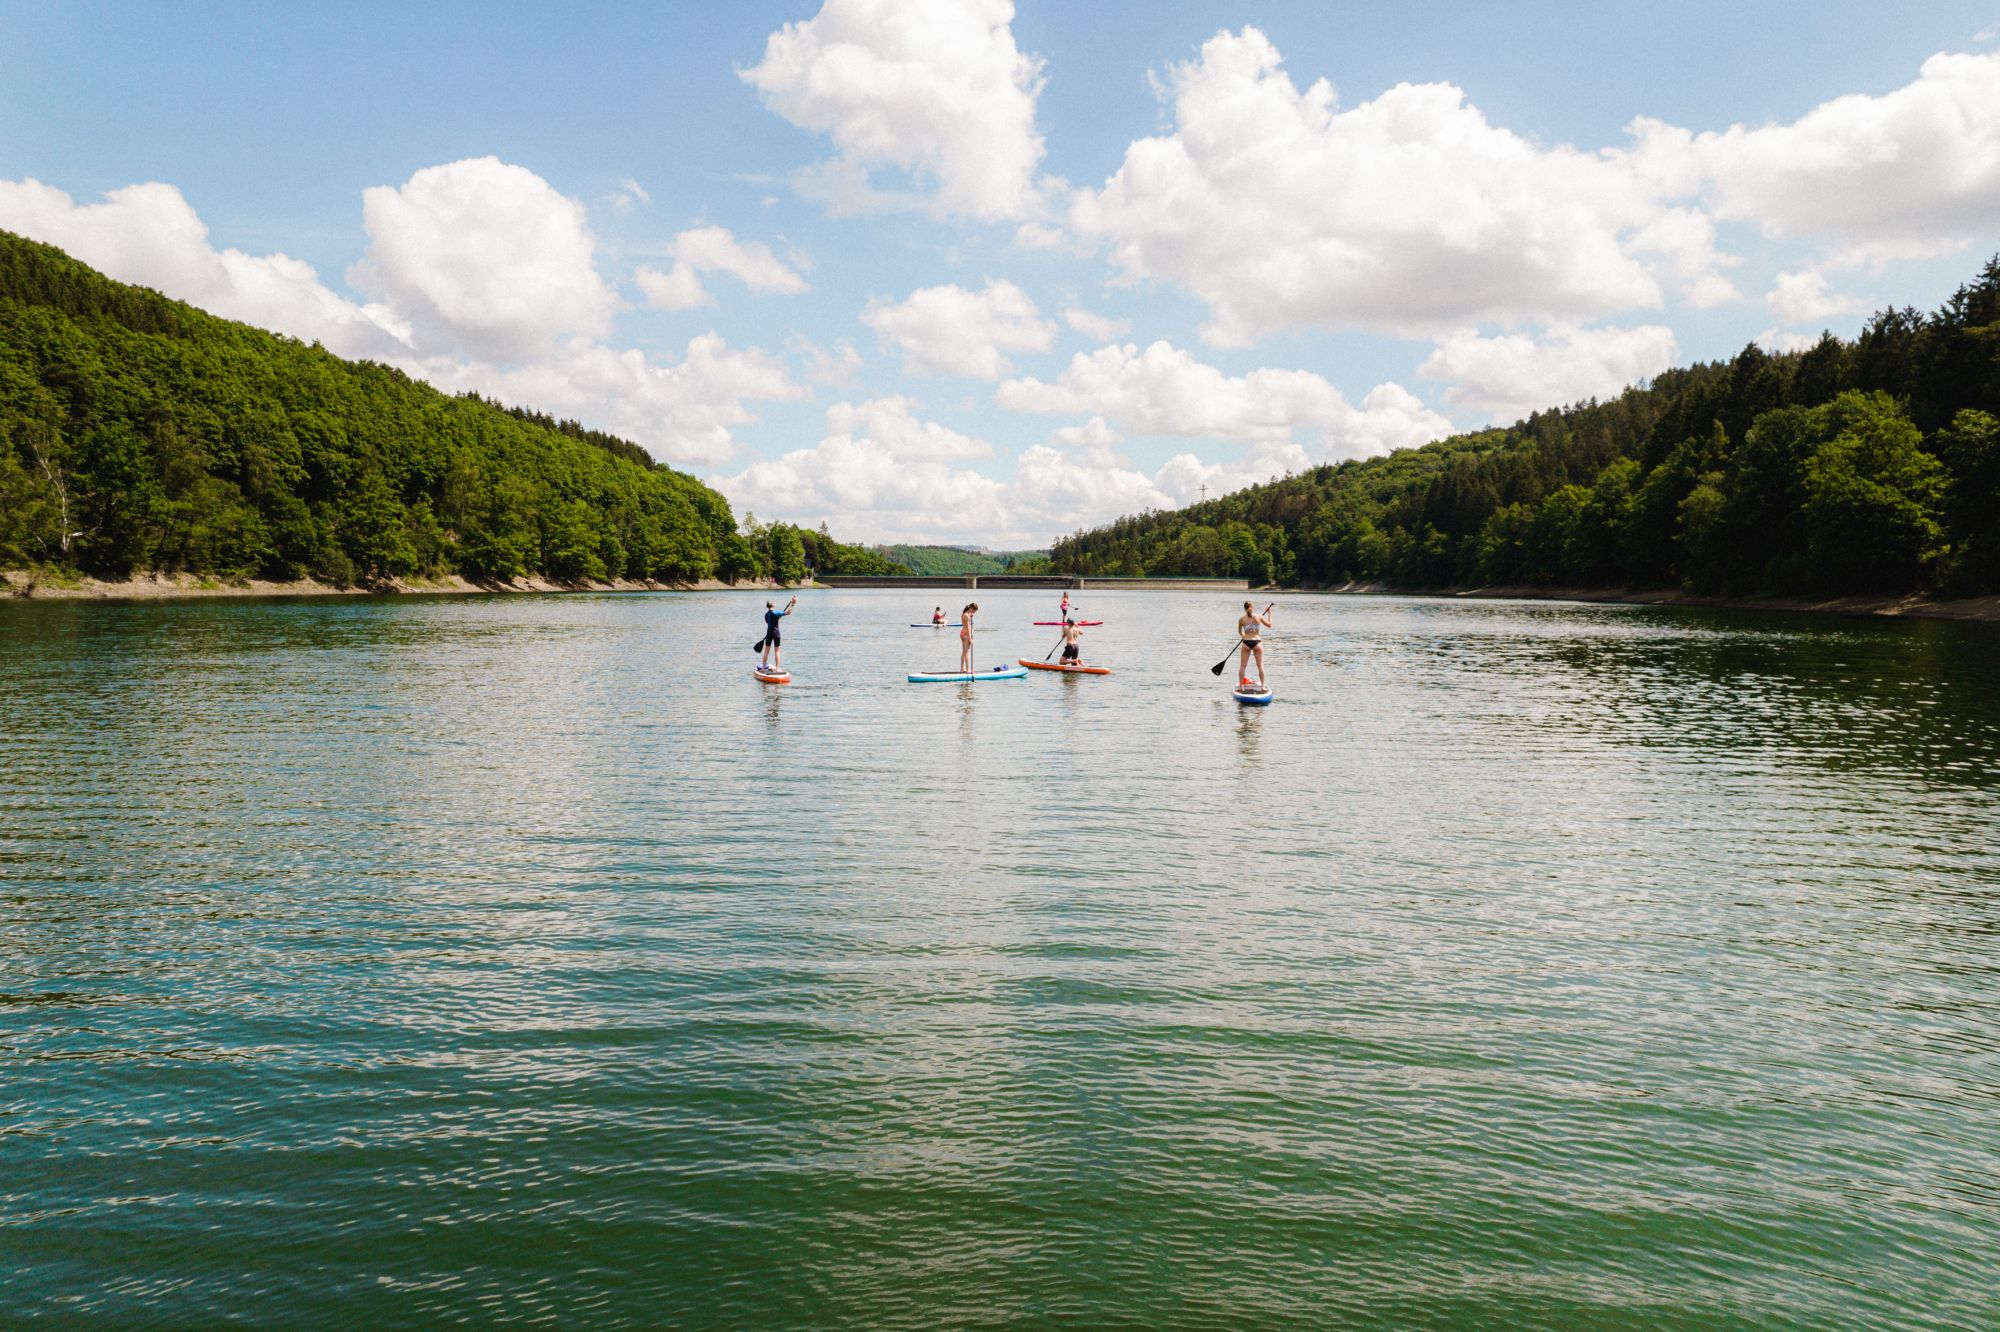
[3,589,1997,1328]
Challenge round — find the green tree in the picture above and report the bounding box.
[1934,409,2000,592]
[1799,395,1946,590]
[770,524,808,585]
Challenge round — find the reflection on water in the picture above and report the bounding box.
[2,589,1997,1329]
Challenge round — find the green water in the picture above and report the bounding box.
[3,589,1997,1328]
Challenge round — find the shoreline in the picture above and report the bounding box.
[1,570,787,602]
[8,568,1998,623]
[1315,582,2000,624]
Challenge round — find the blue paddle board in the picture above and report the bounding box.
[1232,683,1273,705]
[908,666,1029,683]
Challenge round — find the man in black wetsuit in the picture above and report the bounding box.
[759,596,797,671]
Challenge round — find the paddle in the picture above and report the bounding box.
[1043,628,1068,662]
[1210,603,1275,675]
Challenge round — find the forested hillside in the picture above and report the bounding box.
[875,544,1045,576]
[1051,259,2000,599]
[0,231,898,585]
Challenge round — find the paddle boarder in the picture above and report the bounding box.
[1237,600,1273,687]
[1059,617,1085,666]
[959,602,979,673]
[760,595,797,671]
[932,605,946,625]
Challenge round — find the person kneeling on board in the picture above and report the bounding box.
[1060,617,1085,666]
[759,596,797,671]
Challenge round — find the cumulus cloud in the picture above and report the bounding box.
[1756,328,1824,355]
[741,0,1048,221]
[790,335,864,386]
[636,225,809,311]
[1657,51,2000,245]
[717,396,1183,545]
[415,334,807,468]
[1016,221,1071,250]
[862,278,1056,377]
[718,397,1001,539]
[1051,415,1123,465]
[1068,28,1723,344]
[1765,270,1866,327]
[0,177,410,357]
[634,262,709,311]
[1068,31,2000,346]
[1062,306,1130,341]
[353,156,616,361]
[1153,443,1313,506]
[997,339,1451,458]
[1418,323,1680,422]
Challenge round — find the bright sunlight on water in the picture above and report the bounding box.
[3,588,1998,1328]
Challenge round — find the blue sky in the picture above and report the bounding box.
[4,1,1999,545]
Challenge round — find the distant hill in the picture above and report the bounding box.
[877,544,1048,576]
[1049,256,2000,600]
[0,230,894,585]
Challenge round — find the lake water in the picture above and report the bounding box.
[3,588,1997,1328]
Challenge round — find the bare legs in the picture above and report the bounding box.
[1238,641,1265,685]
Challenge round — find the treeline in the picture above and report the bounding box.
[873,544,1046,576]
[1051,258,2000,599]
[0,231,887,586]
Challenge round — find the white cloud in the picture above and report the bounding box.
[862,278,1056,378]
[1016,221,1070,250]
[790,335,864,386]
[1765,270,1865,327]
[415,334,807,468]
[1152,443,1312,506]
[718,397,1003,540]
[1664,51,2000,245]
[1068,28,1723,344]
[353,156,616,361]
[741,0,1048,221]
[1067,33,2000,346]
[717,396,1183,545]
[635,262,711,311]
[605,177,652,212]
[1418,323,1680,422]
[1756,328,1823,355]
[997,339,1451,458]
[1010,444,1175,534]
[1062,306,1131,341]
[1051,415,1123,466]
[636,225,809,311]
[0,177,410,357]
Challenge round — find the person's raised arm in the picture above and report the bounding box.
[1260,603,1275,628]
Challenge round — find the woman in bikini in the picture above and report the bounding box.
[1237,600,1273,686]
[959,603,979,673]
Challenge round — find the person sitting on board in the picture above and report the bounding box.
[760,596,797,671]
[932,606,945,625]
[1060,617,1085,665]
[959,602,979,673]
[1237,600,1273,687]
